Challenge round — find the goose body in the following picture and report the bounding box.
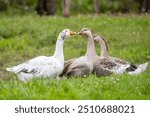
[63,56,93,77]
[7,56,64,81]
[60,28,97,77]
[60,58,77,76]
[93,34,148,76]
[6,29,76,81]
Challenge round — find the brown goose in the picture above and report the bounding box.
[77,30,111,76]
[93,34,148,75]
[61,28,113,77]
[60,28,95,77]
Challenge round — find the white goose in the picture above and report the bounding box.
[6,29,76,81]
[93,34,148,75]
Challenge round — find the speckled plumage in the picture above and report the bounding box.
[93,35,148,76]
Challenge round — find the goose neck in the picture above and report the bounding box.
[53,35,64,62]
[86,34,97,57]
[99,39,109,58]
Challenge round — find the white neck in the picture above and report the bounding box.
[53,35,64,63]
[99,39,109,58]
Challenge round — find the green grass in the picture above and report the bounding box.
[0,14,150,99]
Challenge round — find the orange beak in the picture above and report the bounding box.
[70,31,76,36]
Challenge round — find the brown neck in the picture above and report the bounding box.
[98,37,109,58]
[85,34,97,58]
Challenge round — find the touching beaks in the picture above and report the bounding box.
[77,32,82,35]
[70,31,77,36]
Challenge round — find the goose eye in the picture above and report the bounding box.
[83,29,88,31]
[81,28,88,32]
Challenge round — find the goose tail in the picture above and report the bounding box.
[128,62,148,75]
[6,66,21,73]
[6,67,14,72]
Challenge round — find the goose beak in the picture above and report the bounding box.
[70,31,76,36]
[77,31,82,35]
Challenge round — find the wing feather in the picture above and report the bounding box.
[7,56,52,74]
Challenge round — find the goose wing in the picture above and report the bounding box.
[110,57,140,73]
[94,58,116,76]
[6,56,54,75]
[95,58,131,75]
[59,58,77,76]
[110,57,129,65]
[65,56,93,77]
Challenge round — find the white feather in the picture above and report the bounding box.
[6,56,64,81]
[128,62,148,75]
[113,64,130,74]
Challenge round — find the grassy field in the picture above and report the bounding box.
[0,14,150,99]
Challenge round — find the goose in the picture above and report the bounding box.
[59,58,77,76]
[60,28,97,77]
[76,28,112,77]
[6,29,76,81]
[93,34,148,75]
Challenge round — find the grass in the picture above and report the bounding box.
[0,14,150,99]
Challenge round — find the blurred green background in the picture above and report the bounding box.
[0,0,149,15]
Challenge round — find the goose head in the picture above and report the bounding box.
[78,28,93,37]
[60,29,76,40]
[93,34,101,42]
[93,34,108,51]
[93,34,106,43]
